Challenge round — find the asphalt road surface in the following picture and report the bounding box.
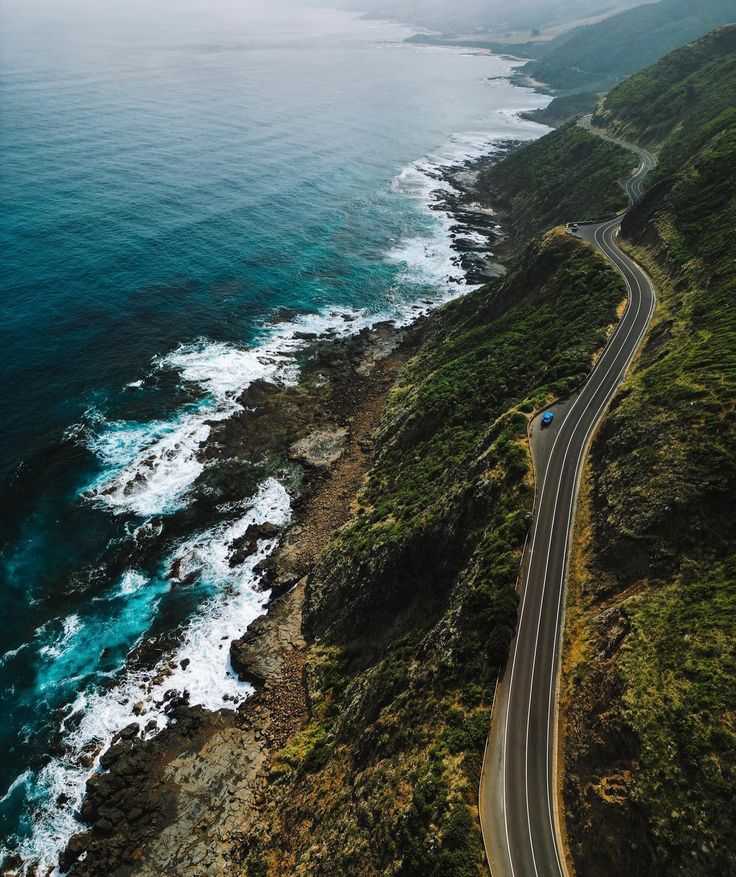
[479,121,657,877]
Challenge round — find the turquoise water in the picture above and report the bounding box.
[0,0,547,868]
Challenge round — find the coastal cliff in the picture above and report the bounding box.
[234,231,626,876]
[61,228,627,876]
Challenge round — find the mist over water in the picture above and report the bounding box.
[0,0,548,868]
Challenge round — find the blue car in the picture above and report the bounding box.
[541,410,554,427]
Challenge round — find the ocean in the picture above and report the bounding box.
[0,0,548,869]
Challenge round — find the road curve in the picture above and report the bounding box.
[479,122,657,877]
[578,114,657,203]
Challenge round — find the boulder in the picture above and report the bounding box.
[229,634,268,688]
[58,831,91,873]
[288,428,348,468]
[229,521,281,566]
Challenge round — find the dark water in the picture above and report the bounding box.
[0,0,547,867]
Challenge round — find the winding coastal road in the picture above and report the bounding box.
[479,118,657,877]
[579,114,657,203]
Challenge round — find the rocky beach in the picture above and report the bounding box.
[5,4,733,873]
[57,318,417,876]
[52,148,515,876]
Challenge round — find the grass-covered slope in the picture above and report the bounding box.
[519,0,736,92]
[237,232,626,877]
[480,122,635,253]
[562,29,736,877]
[594,24,736,180]
[520,92,600,128]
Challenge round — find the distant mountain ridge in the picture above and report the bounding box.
[397,0,736,96]
[594,23,736,175]
[519,0,736,91]
[337,0,642,34]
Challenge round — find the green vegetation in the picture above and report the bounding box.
[480,122,635,253]
[562,27,736,876]
[620,561,736,869]
[520,92,600,127]
[607,135,736,570]
[594,24,736,180]
[240,25,736,877]
[518,0,736,92]
[240,232,626,877]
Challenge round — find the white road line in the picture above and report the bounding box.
[542,224,656,876]
[492,132,657,877]
[526,219,647,877]
[505,214,635,876]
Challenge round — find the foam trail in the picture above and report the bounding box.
[38,615,82,661]
[117,570,148,596]
[0,771,32,806]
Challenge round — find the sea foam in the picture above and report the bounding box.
[388,110,549,303]
[8,478,290,876]
[78,311,380,518]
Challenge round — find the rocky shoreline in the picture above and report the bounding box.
[52,146,512,877]
[57,318,423,876]
[432,143,518,283]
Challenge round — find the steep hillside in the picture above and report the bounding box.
[593,24,736,179]
[520,92,600,127]
[237,232,626,877]
[480,122,635,253]
[518,0,736,92]
[562,30,736,876]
